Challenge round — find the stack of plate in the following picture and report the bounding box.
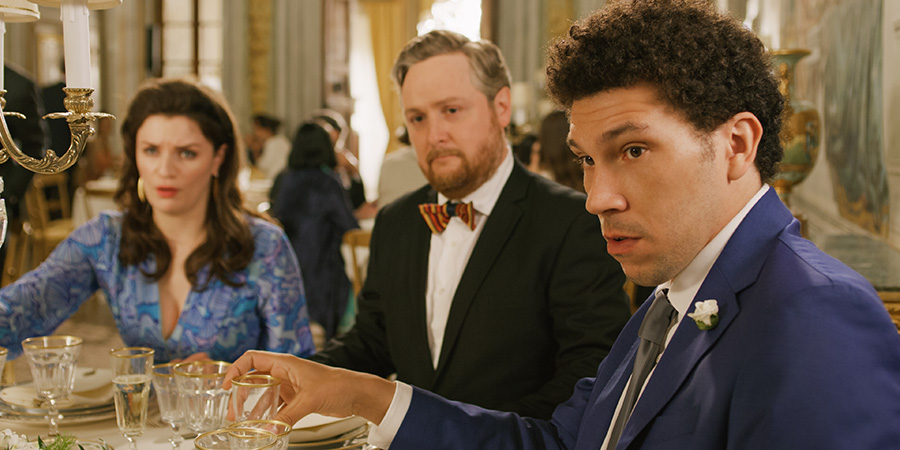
[289,414,369,449]
[0,367,115,424]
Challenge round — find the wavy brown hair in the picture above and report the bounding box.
[116,78,259,290]
[545,0,784,183]
[539,110,584,193]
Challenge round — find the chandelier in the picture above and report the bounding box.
[0,0,120,246]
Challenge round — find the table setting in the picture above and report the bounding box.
[0,340,373,449]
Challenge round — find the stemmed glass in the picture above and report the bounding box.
[21,335,83,437]
[152,362,186,448]
[109,347,154,450]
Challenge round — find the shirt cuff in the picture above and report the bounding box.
[366,381,413,449]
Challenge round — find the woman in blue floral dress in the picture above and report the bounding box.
[0,79,314,362]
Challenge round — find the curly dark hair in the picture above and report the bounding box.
[116,78,259,290]
[546,0,784,182]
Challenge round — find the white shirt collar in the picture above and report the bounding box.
[659,184,770,322]
[436,147,513,217]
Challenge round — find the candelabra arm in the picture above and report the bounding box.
[0,88,115,174]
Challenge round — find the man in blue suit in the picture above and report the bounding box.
[225,0,900,448]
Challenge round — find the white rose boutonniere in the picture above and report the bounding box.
[687,300,719,330]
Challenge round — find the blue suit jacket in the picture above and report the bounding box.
[392,188,900,449]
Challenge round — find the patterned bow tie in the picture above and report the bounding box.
[418,201,476,233]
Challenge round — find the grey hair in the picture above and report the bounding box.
[391,29,512,101]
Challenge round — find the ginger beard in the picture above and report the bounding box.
[421,110,506,200]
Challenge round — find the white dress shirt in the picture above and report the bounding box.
[599,184,769,449]
[367,149,514,448]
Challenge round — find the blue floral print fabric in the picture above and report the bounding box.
[0,211,314,362]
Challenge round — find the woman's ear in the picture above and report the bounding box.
[213,144,227,177]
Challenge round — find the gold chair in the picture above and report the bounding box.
[623,280,640,315]
[342,228,372,295]
[23,173,75,268]
[881,291,900,334]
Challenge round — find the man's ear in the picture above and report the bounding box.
[723,112,762,181]
[492,86,512,128]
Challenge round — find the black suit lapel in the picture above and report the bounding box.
[434,163,529,376]
[407,188,438,385]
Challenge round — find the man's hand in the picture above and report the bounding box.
[223,350,395,426]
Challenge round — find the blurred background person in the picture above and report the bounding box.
[270,121,359,341]
[312,109,368,212]
[531,110,584,193]
[246,113,290,181]
[376,126,427,209]
[74,116,116,188]
[0,64,48,279]
[0,78,314,363]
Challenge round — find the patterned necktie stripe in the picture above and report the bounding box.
[418,202,476,234]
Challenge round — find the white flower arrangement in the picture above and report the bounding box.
[0,429,38,450]
[687,299,719,330]
[1,429,93,450]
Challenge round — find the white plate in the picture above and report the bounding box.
[290,414,368,443]
[0,368,113,412]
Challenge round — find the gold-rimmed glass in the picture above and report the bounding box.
[228,419,291,450]
[109,347,154,450]
[21,335,83,437]
[152,362,186,448]
[193,427,277,450]
[174,361,232,434]
[231,374,281,423]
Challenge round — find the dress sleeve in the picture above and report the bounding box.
[253,222,315,358]
[0,216,107,357]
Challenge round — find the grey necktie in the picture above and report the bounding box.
[607,289,676,448]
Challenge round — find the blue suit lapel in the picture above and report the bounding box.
[613,189,794,448]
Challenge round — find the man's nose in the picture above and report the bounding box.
[427,118,450,147]
[585,170,627,216]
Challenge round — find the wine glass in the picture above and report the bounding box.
[21,336,83,437]
[152,362,186,448]
[109,347,154,450]
[173,361,232,434]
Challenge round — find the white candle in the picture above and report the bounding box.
[61,0,91,89]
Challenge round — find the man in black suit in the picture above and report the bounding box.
[310,30,630,420]
[1,64,48,277]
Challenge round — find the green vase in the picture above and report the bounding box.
[771,49,821,207]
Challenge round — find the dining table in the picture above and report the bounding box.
[0,317,371,449]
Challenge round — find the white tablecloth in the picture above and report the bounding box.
[1,401,182,449]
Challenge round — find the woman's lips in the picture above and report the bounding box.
[156,187,178,198]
